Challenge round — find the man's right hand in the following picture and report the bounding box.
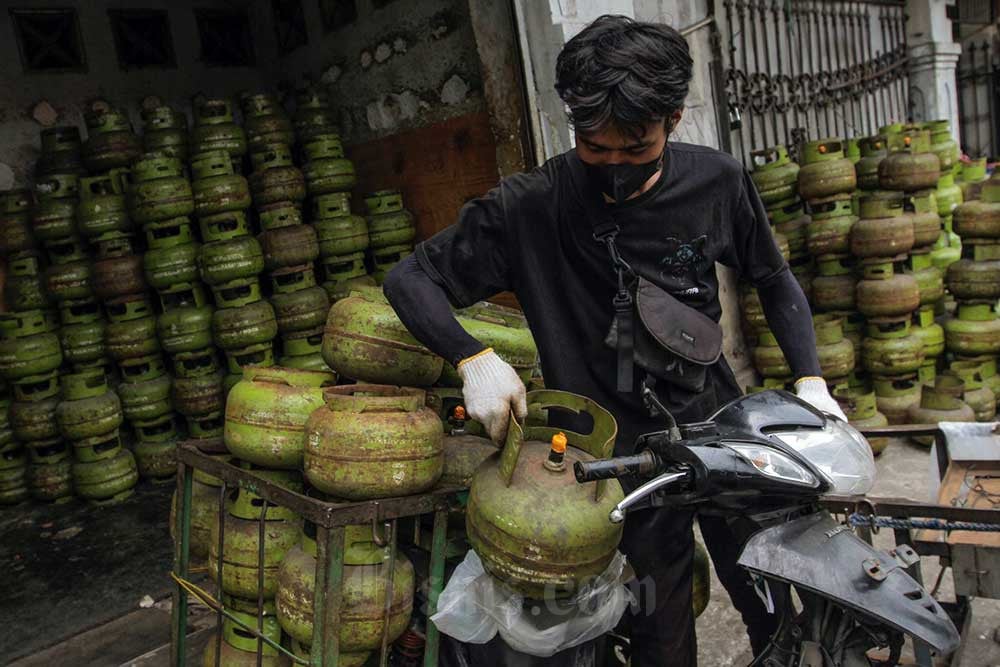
[456,348,527,444]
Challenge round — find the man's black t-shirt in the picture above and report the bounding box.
[416,143,787,452]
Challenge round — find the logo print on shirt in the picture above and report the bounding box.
[659,235,708,283]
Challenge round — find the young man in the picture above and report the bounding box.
[383,15,845,666]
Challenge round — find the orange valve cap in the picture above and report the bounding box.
[453,405,467,421]
[551,432,568,454]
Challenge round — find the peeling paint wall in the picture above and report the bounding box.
[269,0,486,145]
[0,0,276,188]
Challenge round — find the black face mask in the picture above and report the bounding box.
[582,150,664,205]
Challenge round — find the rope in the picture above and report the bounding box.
[848,513,1000,533]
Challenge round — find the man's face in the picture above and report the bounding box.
[575,114,677,165]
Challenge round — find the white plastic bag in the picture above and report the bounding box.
[430,550,633,657]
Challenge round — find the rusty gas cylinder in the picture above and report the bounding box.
[225,366,337,469]
[304,384,443,499]
[879,129,941,191]
[852,192,915,258]
[798,139,857,201]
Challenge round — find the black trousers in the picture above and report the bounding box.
[617,363,778,666]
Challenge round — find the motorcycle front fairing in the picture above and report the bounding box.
[737,511,960,655]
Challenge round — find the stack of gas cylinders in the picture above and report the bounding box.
[746,119,1000,451]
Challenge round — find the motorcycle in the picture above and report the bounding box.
[574,388,961,667]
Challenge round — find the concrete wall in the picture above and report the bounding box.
[0,0,277,189]
[269,0,486,146]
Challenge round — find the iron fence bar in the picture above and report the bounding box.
[893,7,907,119]
[170,461,193,667]
[987,45,997,158]
[739,0,756,157]
[761,1,780,145]
[862,6,879,134]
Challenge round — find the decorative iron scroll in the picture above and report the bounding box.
[717,0,908,164]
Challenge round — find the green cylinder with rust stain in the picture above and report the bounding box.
[134,438,178,480]
[833,387,889,455]
[467,390,625,600]
[944,303,1000,356]
[28,455,74,502]
[225,366,336,469]
[258,201,303,230]
[873,374,921,425]
[302,135,356,195]
[0,189,36,255]
[752,330,790,378]
[82,108,141,172]
[947,360,997,422]
[172,369,225,418]
[10,395,61,441]
[72,448,138,503]
[0,459,29,505]
[5,255,49,312]
[199,235,264,287]
[116,373,172,422]
[271,285,330,336]
[750,145,799,204]
[191,151,251,218]
[304,385,443,499]
[157,304,214,354]
[856,136,888,190]
[813,315,855,381]
[0,313,63,382]
[142,106,189,160]
[57,369,123,441]
[293,87,339,141]
[953,199,1000,238]
[805,195,855,257]
[190,99,247,161]
[798,139,857,200]
[242,93,295,151]
[128,154,195,224]
[438,302,538,387]
[248,144,306,206]
[201,606,292,667]
[276,524,412,654]
[208,511,301,600]
[46,260,92,302]
[170,477,219,559]
[32,179,81,242]
[313,192,370,256]
[105,298,160,362]
[907,377,975,446]
[879,129,941,191]
[260,223,319,271]
[322,290,442,385]
[946,257,1000,301]
[212,299,277,351]
[365,190,416,249]
[861,321,924,376]
[278,329,331,372]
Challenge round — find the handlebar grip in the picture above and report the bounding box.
[574,451,658,483]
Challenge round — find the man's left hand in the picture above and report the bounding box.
[794,376,848,422]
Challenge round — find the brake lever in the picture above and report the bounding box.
[609,469,691,523]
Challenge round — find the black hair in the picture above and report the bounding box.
[555,15,693,139]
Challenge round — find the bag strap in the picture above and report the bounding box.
[592,221,635,393]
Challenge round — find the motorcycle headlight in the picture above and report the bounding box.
[726,443,819,486]
[770,418,876,495]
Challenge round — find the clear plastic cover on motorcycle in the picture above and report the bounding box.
[770,418,876,495]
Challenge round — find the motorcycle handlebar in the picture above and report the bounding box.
[574,450,659,483]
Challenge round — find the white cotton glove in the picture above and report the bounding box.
[457,348,528,444]
[794,376,848,422]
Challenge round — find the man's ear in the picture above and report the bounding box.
[668,109,684,135]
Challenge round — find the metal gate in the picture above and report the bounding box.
[957,40,999,160]
[715,0,909,165]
